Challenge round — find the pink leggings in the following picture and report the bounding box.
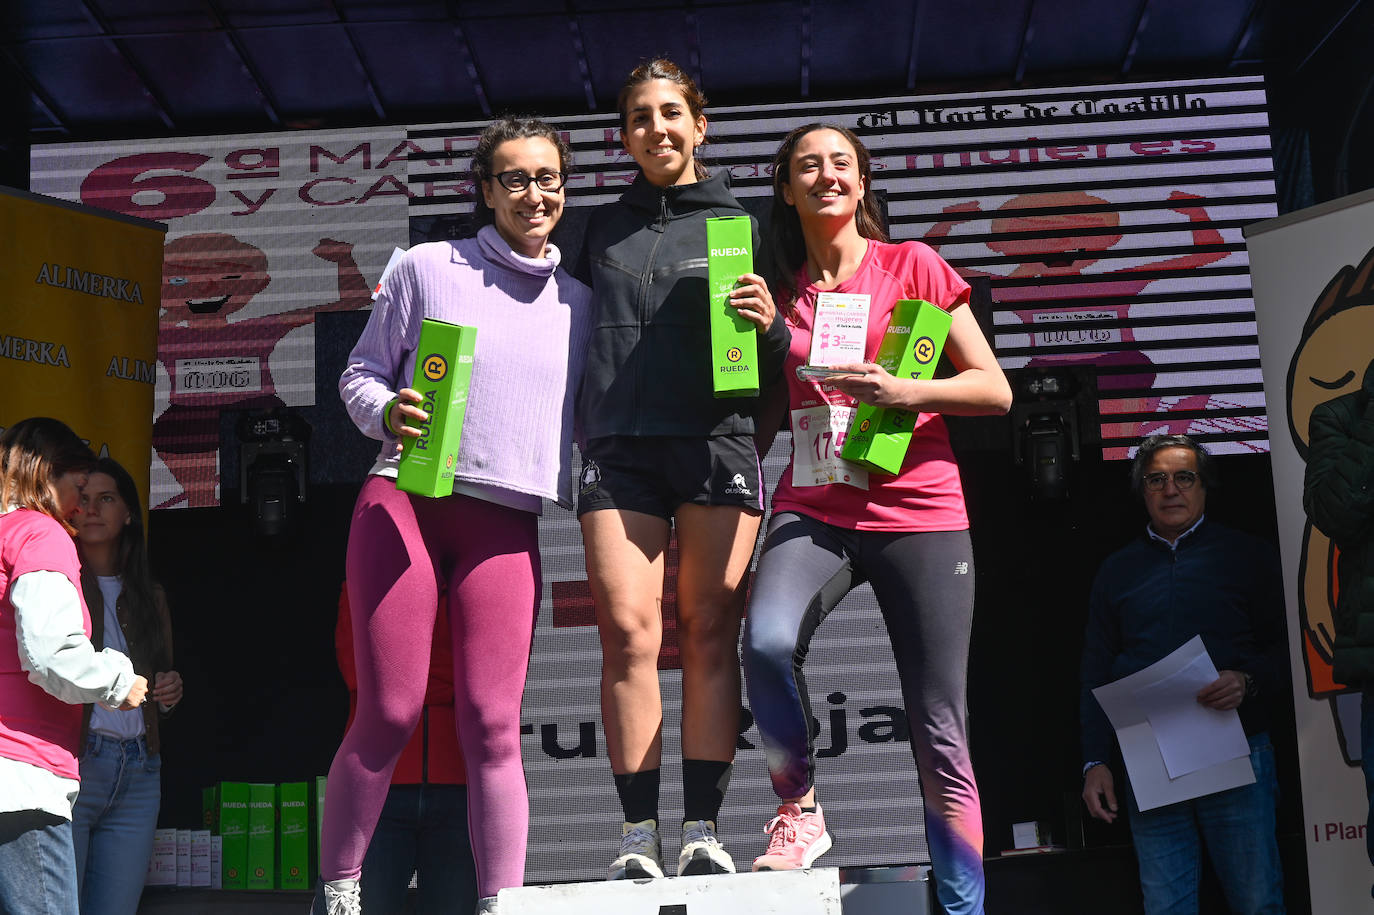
[321,475,540,897]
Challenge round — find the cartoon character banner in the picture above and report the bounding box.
[1247,188,1374,915]
[29,128,412,508]
[0,185,164,508]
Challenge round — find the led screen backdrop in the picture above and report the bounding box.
[29,75,1278,881]
[31,75,1276,507]
[30,128,411,508]
[407,75,1278,460]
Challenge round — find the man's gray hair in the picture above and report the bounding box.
[1129,433,1217,496]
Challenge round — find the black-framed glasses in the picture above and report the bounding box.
[493,170,567,192]
[1143,470,1199,492]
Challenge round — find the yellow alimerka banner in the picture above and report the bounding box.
[0,185,165,510]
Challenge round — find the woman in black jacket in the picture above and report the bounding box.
[575,57,789,881]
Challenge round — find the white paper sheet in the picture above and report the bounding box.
[1132,653,1250,778]
[1092,636,1255,811]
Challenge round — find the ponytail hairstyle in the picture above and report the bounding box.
[766,123,888,308]
[0,417,96,534]
[617,58,709,182]
[470,116,574,229]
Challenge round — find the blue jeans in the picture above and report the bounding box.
[71,734,161,915]
[362,784,477,915]
[1127,732,1285,915]
[0,809,80,915]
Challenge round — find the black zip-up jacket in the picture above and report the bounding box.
[574,171,790,440]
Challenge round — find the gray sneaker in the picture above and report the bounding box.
[608,818,665,879]
[678,819,736,876]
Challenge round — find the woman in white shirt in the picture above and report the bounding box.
[72,457,182,915]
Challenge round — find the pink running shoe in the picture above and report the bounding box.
[752,803,833,871]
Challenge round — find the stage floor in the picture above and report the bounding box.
[134,837,1311,914]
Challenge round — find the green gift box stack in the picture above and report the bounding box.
[203,779,328,890]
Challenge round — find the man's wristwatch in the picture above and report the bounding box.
[1082,760,1105,777]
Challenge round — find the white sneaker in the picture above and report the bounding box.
[314,878,360,915]
[608,818,665,880]
[678,819,736,876]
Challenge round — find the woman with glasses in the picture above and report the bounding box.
[739,124,1009,915]
[318,117,591,915]
[573,58,790,880]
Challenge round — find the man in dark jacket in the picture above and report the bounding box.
[1304,357,1374,877]
[1080,433,1288,914]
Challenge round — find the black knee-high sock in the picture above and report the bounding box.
[682,759,733,824]
[613,769,660,825]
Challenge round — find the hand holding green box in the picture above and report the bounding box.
[396,320,477,498]
[840,299,952,474]
[706,216,759,398]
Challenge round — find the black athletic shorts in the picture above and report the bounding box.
[576,434,764,519]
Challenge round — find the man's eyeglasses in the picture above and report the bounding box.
[1143,470,1199,492]
[493,170,567,193]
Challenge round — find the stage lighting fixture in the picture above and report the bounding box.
[1022,410,1071,500]
[237,408,311,537]
[1010,367,1090,500]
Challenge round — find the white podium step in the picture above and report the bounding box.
[496,868,842,915]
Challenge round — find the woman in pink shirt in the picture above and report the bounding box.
[740,125,1010,915]
[0,418,148,915]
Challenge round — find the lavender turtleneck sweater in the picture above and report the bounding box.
[340,225,591,510]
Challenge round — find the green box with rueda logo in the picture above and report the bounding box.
[706,216,759,398]
[246,782,276,890]
[276,782,310,889]
[396,319,477,498]
[840,299,952,474]
[217,781,248,889]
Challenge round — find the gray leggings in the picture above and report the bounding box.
[741,510,985,913]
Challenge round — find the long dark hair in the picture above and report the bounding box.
[766,123,888,307]
[617,57,709,182]
[470,116,574,229]
[0,417,96,534]
[81,457,166,672]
